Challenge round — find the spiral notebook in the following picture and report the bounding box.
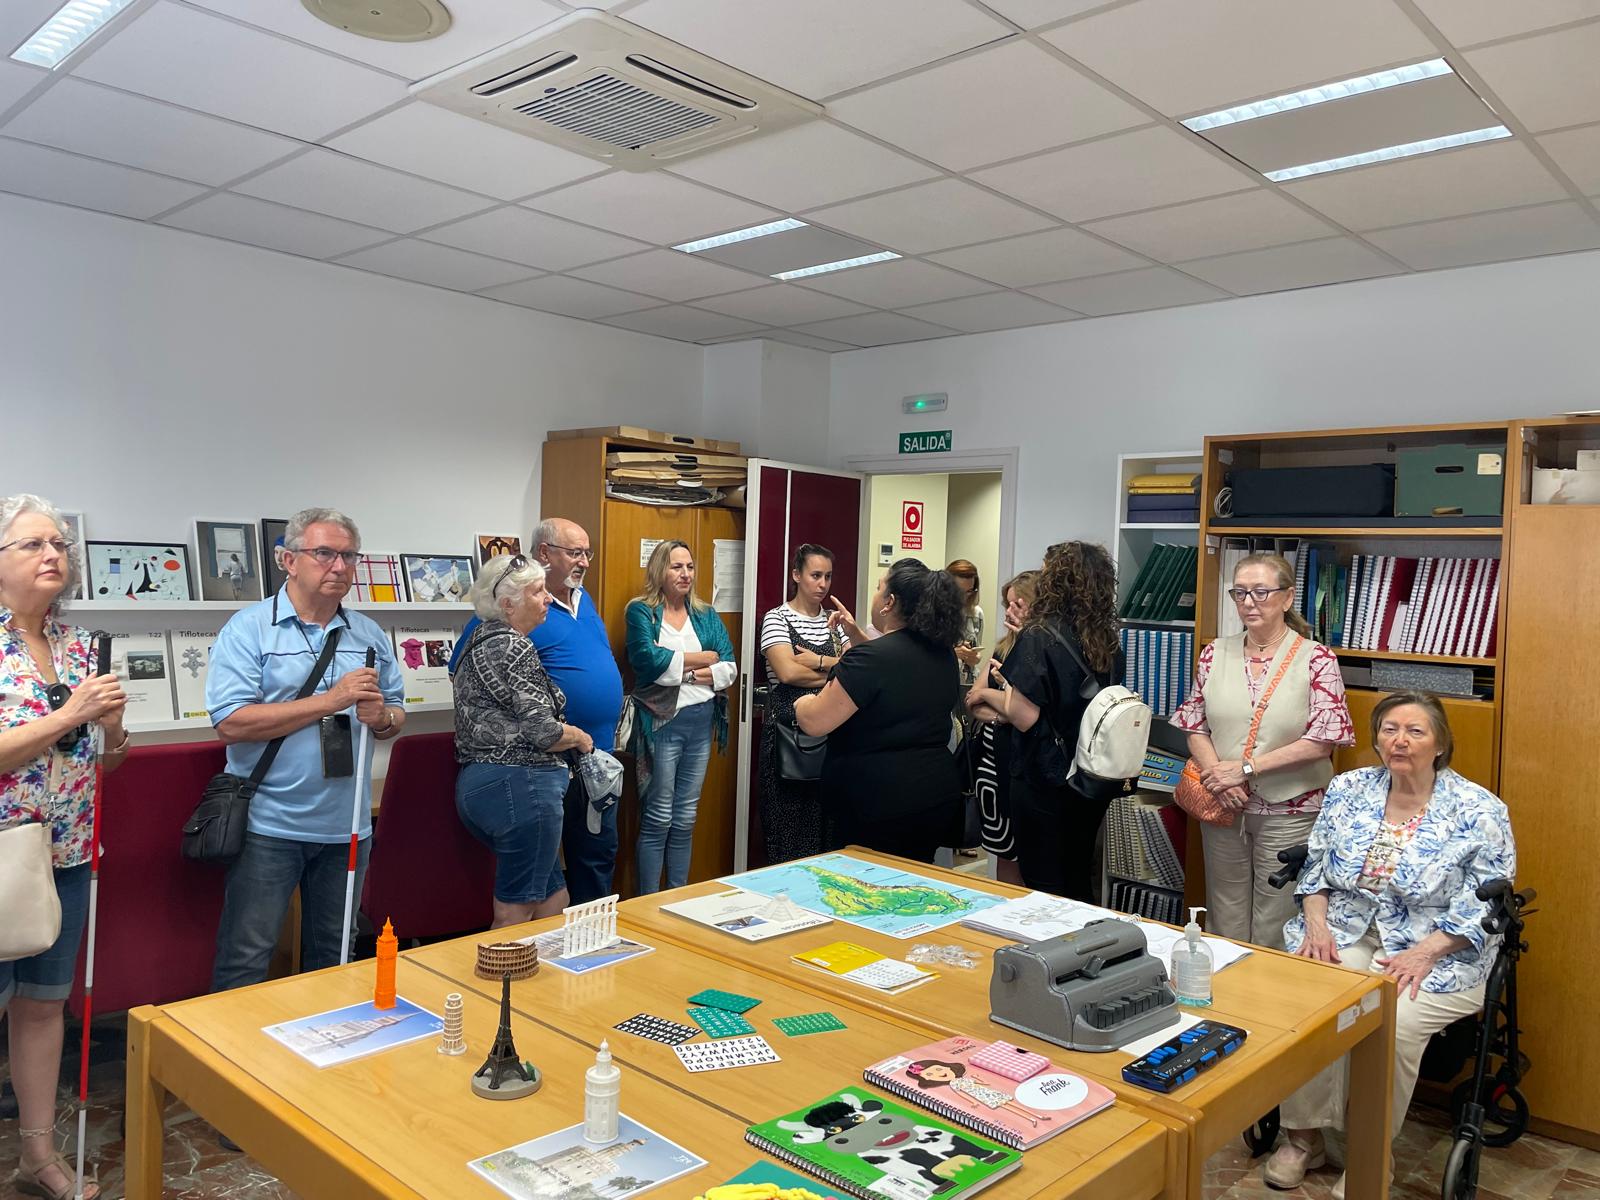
[863,1035,1115,1150]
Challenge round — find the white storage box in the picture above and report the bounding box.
[1531,467,1600,504]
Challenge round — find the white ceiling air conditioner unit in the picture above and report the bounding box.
[411,9,823,171]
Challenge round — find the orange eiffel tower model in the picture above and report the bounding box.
[374,917,398,1010]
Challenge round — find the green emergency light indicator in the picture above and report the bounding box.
[901,392,948,415]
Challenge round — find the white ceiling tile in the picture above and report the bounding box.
[830,40,1146,172]
[1411,0,1600,47]
[1084,189,1339,262]
[1026,267,1228,314]
[601,306,768,342]
[806,178,1055,253]
[927,227,1147,286]
[421,206,648,271]
[1361,201,1600,269]
[0,138,204,218]
[478,275,663,318]
[752,329,858,352]
[0,61,45,112]
[158,193,391,259]
[1044,0,1438,117]
[335,239,535,292]
[791,312,959,347]
[1539,123,1600,195]
[233,149,494,233]
[685,284,872,326]
[1466,22,1600,132]
[183,0,567,78]
[3,79,298,187]
[899,291,1080,332]
[1179,237,1402,294]
[792,259,996,307]
[0,1,59,58]
[74,2,405,141]
[1282,140,1570,231]
[971,126,1254,221]
[525,172,776,245]
[665,122,936,211]
[570,249,766,301]
[623,0,1011,99]
[980,1,1121,30]
[329,103,601,201]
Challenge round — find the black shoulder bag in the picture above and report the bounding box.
[773,615,831,781]
[182,628,344,864]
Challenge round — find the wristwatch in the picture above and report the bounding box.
[1241,758,1256,781]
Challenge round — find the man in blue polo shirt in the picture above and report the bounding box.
[207,507,405,991]
[450,516,623,902]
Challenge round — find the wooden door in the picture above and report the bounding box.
[689,505,744,884]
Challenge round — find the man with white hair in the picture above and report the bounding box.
[207,506,405,991]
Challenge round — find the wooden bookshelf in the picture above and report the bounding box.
[1329,647,1495,668]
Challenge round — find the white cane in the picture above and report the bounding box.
[338,647,377,966]
[75,632,112,1200]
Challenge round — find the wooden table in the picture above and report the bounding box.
[620,849,1397,1200]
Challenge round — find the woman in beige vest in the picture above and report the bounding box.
[1171,553,1354,948]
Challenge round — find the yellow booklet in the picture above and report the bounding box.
[791,941,936,993]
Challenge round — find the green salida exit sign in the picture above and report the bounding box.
[900,429,953,454]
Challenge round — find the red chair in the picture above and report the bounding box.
[361,731,494,940]
[70,742,229,1016]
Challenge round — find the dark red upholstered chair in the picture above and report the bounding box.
[69,742,229,1016]
[360,731,494,940]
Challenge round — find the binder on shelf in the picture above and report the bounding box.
[1450,560,1481,657]
[1377,558,1417,651]
[1477,564,1501,658]
[1119,548,1164,618]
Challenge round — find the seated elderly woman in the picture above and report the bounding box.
[452,554,592,928]
[1265,690,1515,1197]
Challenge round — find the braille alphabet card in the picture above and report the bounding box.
[673,1035,780,1072]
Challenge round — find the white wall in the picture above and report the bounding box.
[946,472,1003,652]
[701,338,832,462]
[830,249,1600,568]
[0,194,706,550]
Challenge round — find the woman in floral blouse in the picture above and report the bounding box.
[1264,691,1516,1196]
[0,495,127,1200]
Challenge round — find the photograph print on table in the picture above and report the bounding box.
[354,553,404,604]
[260,518,290,595]
[470,1113,706,1200]
[475,533,522,568]
[194,519,264,602]
[85,541,193,602]
[400,554,473,603]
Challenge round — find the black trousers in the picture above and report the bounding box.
[1010,775,1113,903]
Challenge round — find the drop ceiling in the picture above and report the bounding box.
[2,0,1599,350]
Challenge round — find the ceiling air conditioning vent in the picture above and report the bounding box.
[412,9,822,170]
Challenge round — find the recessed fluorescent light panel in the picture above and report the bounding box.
[1183,59,1453,132]
[673,219,806,254]
[11,0,138,69]
[1265,125,1512,181]
[773,251,900,280]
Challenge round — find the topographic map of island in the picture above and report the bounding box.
[722,853,1007,938]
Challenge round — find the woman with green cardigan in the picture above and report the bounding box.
[623,539,736,893]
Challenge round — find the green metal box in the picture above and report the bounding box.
[1395,443,1505,518]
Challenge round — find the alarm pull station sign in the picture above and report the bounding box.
[901,500,924,550]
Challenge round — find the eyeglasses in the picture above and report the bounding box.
[494,555,528,598]
[1227,585,1290,604]
[0,537,72,556]
[45,682,85,752]
[544,543,593,561]
[290,546,361,568]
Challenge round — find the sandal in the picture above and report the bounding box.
[14,1150,98,1200]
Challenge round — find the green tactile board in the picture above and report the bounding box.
[686,1006,756,1038]
[687,988,761,1013]
[771,1012,847,1037]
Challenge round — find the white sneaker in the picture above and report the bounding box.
[1264,1131,1327,1190]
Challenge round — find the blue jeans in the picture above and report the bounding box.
[456,762,568,904]
[0,863,90,1006]
[636,700,714,894]
[211,832,371,992]
[562,775,618,904]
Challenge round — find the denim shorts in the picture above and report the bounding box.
[456,762,568,904]
[0,862,91,1005]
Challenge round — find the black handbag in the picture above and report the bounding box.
[774,715,827,782]
[182,628,344,864]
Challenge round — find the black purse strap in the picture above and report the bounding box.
[247,626,344,789]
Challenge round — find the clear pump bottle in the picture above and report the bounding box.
[1170,906,1214,1006]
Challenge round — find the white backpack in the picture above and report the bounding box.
[1044,627,1152,799]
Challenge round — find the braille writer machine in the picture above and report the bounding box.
[989,918,1180,1052]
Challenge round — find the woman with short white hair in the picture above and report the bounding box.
[452,554,592,927]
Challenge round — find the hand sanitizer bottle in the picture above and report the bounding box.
[1170,907,1214,1007]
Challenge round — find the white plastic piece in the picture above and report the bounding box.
[584,1039,622,1144]
[438,992,466,1055]
[562,894,621,957]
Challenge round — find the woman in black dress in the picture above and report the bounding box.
[967,570,1036,886]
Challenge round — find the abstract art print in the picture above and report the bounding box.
[86,541,193,602]
[354,554,404,604]
[194,519,264,602]
[400,554,473,603]
[260,518,290,595]
[475,533,522,567]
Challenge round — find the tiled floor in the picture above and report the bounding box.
[2,1021,1595,1199]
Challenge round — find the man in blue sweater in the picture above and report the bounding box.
[451,517,623,902]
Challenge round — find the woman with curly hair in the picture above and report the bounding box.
[794,559,966,863]
[967,542,1120,900]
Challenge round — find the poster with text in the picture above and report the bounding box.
[394,626,456,708]
[108,630,177,725]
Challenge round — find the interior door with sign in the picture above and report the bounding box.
[735,461,865,871]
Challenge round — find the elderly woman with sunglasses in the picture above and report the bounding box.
[0,495,126,1200]
[1170,552,1353,950]
[453,554,592,928]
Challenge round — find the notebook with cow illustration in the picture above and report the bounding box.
[745,1088,1021,1200]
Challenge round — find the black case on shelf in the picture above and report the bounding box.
[1228,464,1395,518]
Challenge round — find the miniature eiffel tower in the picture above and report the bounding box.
[471,973,542,1100]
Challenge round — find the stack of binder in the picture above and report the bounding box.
[1119,543,1197,622]
[1105,795,1186,892]
[1120,626,1194,718]
[1333,554,1500,657]
[1125,473,1200,524]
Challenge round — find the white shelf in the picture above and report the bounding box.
[1118,522,1200,531]
[76,599,471,615]
[131,702,456,735]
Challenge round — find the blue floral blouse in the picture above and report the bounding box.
[1284,766,1516,994]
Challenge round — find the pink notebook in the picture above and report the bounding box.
[864,1034,1115,1149]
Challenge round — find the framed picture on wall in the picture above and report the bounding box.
[474,533,522,568]
[260,518,290,595]
[85,541,193,602]
[399,554,473,603]
[194,519,264,602]
[59,511,87,599]
[354,554,404,604]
